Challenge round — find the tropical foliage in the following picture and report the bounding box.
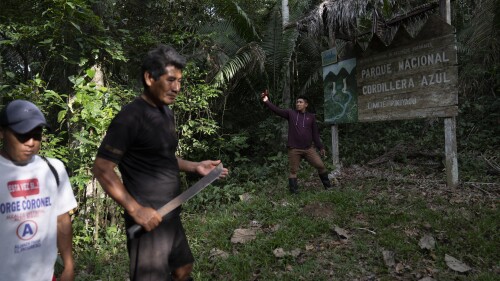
[0,0,498,279]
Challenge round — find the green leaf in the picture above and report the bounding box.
[70,21,82,33]
[72,133,98,147]
[39,38,53,44]
[86,68,96,79]
[0,40,14,46]
[57,110,67,123]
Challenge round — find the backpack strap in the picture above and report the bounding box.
[40,155,60,187]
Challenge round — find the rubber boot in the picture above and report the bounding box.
[288,178,299,194]
[319,172,332,189]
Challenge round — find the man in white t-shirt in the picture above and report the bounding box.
[0,100,78,281]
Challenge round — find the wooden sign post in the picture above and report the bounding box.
[440,0,459,187]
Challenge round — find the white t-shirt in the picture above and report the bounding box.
[0,154,77,280]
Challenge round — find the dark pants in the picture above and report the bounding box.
[127,216,194,281]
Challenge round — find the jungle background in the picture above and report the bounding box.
[0,0,498,280]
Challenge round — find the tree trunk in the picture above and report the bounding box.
[281,0,291,107]
[281,0,291,144]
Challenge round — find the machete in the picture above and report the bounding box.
[127,163,224,239]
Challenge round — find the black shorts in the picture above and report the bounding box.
[127,216,194,281]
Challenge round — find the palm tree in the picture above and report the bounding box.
[202,0,308,105]
[192,0,319,154]
[456,0,499,96]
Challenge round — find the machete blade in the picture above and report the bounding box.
[127,163,224,239]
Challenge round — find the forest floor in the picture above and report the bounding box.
[73,158,499,281]
[185,159,499,281]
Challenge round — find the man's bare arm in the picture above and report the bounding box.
[57,213,74,281]
[177,158,229,177]
[92,157,161,231]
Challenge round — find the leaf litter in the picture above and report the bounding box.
[226,158,496,280]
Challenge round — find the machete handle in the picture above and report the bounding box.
[127,224,145,240]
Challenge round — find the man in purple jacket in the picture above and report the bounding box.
[261,90,332,193]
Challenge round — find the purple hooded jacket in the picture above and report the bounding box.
[264,100,324,150]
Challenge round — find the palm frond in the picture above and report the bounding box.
[288,0,315,23]
[200,20,247,56]
[212,0,261,43]
[457,0,499,96]
[289,0,439,43]
[459,0,498,56]
[260,6,284,93]
[299,68,322,96]
[212,42,266,88]
[292,0,370,41]
[259,5,300,95]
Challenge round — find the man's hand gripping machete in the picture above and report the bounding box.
[127,163,224,239]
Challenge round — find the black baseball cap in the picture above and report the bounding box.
[0,100,49,134]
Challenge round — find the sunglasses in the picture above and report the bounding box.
[11,128,43,143]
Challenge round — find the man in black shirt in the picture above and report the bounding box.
[92,45,228,281]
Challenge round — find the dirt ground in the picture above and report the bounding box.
[297,161,499,280]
